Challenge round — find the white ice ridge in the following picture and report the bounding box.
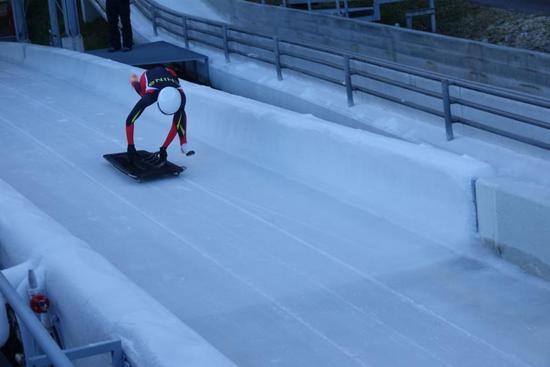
[0,178,236,367]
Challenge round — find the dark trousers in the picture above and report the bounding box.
[106,0,133,49]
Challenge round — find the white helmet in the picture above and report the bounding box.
[157,87,182,115]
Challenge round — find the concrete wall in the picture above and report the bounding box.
[204,0,550,98]
[150,19,550,148]
[477,178,550,280]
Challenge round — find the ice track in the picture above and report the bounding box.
[1,60,549,367]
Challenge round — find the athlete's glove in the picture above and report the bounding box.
[180,144,195,156]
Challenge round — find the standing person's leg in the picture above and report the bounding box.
[106,0,121,50]
[119,0,133,50]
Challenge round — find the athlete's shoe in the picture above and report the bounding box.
[144,147,168,167]
[127,144,138,162]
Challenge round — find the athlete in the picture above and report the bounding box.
[126,65,194,166]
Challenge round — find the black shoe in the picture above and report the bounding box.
[144,147,168,167]
[127,144,143,166]
[122,46,132,52]
[108,47,121,53]
[127,144,137,156]
[156,147,168,166]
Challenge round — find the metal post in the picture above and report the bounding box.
[344,55,354,107]
[152,9,158,36]
[28,340,124,367]
[9,0,28,41]
[0,273,73,367]
[307,0,312,11]
[441,79,454,141]
[282,0,287,6]
[222,24,230,62]
[406,15,412,29]
[80,0,99,23]
[48,0,62,47]
[111,341,124,367]
[373,0,381,21]
[343,0,350,17]
[60,0,83,50]
[430,0,436,33]
[181,16,189,48]
[273,37,282,81]
[61,0,81,36]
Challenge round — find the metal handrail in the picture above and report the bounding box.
[133,0,550,150]
[0,272,73,367]
[0,269,125,367]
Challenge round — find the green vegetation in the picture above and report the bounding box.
[25,0,109,50]
[80,17,110,50]
[380,0,550,53]
[249,0,550,53]
[26,0,50,45]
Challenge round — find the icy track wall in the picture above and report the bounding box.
[0,42,493,246]
[0,177,237,367]
[0,44,237,367]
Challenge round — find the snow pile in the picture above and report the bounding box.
[0,42,493,246]
[0,179,236,367]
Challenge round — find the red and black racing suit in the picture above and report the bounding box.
[126,66,187,149]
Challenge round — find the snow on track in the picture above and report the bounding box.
[0,58,549,367]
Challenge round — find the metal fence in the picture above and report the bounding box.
[0,271,124,367]
[131,0,550,150]
[256,0,369,19]
[251,0,410,22]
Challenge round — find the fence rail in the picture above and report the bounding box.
[0,270,124,367]
[0,272,74,367]
[132,0,550,150]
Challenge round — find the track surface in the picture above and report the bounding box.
[1,61,549,367]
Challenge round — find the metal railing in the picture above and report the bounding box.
[0,271,124,367]
[252,0,408,21]
[0,272,73,367]
[258,1,359,18]
[131,0,550,150]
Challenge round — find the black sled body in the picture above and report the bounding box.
[103,150,185,182]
